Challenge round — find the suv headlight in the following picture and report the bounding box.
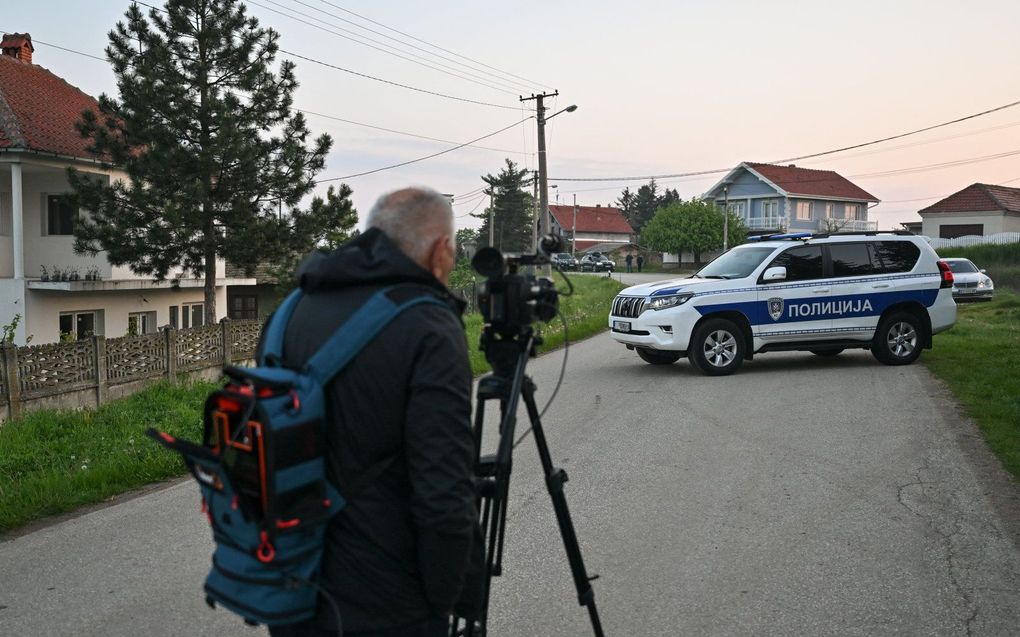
[647,293,693,310]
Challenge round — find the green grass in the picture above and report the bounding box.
[0,275,623,533]
[0,378,219,533]
[925,290,1020,482]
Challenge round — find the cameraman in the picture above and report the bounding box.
[267,188,482,637]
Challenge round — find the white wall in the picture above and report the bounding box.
[24,287,214,344]
[920,211,1008,238]
[0,279,27,343]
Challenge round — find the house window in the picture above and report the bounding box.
[844,204,861,221]
[824,203,835,218]
[725,201,746,217]
[45,195,77,235]
[181,302,205,329]
[58,310,101,341]
[938,224,983,239]
[127,311,157,336]
[796,201,812,221]
[761,200,780,217]
[229,293,259,320]
[169,305,179,329]
[0,193,11,236]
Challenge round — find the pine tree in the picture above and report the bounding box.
[615,187,635,226]
[472,159,535,252]
[68,0,356,324]
[630,179,660,232]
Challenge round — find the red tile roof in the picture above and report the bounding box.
[549,204,634,235]
[0,53,102,159]
[918,183,1020,215]
[745,162,879,202]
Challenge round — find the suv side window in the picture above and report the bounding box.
[766,245,823,282]
[870,241,920,274]
[829,243,874,277]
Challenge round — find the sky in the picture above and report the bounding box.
[6,0,1020,232]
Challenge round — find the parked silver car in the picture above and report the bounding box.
[944,257,994,302]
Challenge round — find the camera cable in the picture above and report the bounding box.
[513,306,569,449]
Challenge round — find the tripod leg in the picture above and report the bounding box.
[521,379,605,637]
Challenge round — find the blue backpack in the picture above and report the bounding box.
[148,285,449,629]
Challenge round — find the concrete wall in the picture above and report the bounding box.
[919,211,1012,238]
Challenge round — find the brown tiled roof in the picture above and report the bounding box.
[918,183,1020,215]
[549,204,634,235]
[0,53,102,159]
[745,162,879,202]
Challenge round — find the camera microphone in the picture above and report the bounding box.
[538,233,564,256]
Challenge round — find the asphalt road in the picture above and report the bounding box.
[2,281,1020,636]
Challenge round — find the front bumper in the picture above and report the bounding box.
[952,289,993,302]
[608,306,698,351]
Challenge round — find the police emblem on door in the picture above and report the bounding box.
[768,297,784,321]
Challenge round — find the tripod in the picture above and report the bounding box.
[450,325,604,637]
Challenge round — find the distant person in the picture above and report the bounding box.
[637,254,645,272]
[625,253,633,273]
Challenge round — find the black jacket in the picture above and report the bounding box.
[269,229,482,632]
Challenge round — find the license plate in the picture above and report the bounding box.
[614,320,631,332]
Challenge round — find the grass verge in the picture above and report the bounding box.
[0,274,623,533]
[925,290,1020,481]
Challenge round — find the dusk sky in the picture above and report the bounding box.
[6,0,1020,231]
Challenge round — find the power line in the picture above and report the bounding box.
[315,0,553,91]
[299,109,530,155]
[850,148,1020,179]
[283,0,535,93]
[248,0,520,96]
[317,117,533,182]
[550,98,1020,182]
[280,49,520,110]
[129,1,519,110]
[455,197,485,219]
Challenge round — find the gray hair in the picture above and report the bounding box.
[366,187,455,263]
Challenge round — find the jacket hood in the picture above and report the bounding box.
[296,228,452,298]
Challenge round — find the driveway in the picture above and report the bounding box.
[2,330,1019,635]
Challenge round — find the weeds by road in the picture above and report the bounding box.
[0,275,622,533]
[926,290,1020,481]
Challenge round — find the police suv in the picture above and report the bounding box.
[609,232,957,375]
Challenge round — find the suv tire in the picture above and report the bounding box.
[688,318,746,376]
[872,311,924,366]
[636,348,682,365]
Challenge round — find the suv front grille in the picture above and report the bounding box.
[612,296,647,318]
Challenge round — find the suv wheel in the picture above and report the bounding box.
[872,311,924,366]
[636,348,682,365]
[688,318,745,376]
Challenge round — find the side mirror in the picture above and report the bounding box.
[762,266,787,282]
[980,269,987,273]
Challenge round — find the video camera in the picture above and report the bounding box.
[471,234,564,335]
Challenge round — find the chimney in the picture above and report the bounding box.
[595,204,601,208]
[1,33,34,64]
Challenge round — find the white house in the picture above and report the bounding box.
[0,33,252,345]
[916,183,1020,238]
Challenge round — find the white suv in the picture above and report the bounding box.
[608,232,957,375]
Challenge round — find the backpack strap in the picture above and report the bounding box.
[304,285,452,385]
[259,288,304,366]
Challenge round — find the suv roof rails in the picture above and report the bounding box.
[810,230,915,239]
[747,232,813,242]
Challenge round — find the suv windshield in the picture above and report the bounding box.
[947,260,978,274]
[695,246,776,279]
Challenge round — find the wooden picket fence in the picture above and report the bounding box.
[923,232,1020,249]
[0,319,263,422]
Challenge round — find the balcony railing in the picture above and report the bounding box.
[818,218,878,232]
[745,215,786,231]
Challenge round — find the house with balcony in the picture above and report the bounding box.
[703,162,880,234]
[0,33,252,345]
[548,203,634,253]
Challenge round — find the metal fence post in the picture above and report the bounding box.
[93,335,107,407]
[2,343,22,421]
[163,326,177,384]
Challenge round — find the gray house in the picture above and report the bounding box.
[704,162,880,234]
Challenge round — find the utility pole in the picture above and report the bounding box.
[572,193,578,256]
[488,191,494,247]
[521,92,556,240]
[532,170,539,252]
